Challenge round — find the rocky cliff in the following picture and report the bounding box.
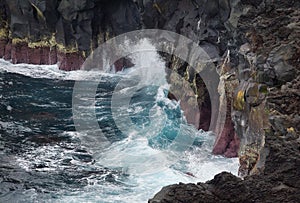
[149,0,300,202]
[0,0,141,70]
[0,0,241,157]
[0,0,299,202]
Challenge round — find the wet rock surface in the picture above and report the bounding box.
[0,0,239,155]
[150,0,300,202]
[0,0,299,202]
[150,131,300,203]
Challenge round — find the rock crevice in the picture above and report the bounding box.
[1,2,299,202]
[150,0,300,202]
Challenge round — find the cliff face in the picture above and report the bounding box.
[150,0,300,202]
[147,0,241,157]
[1,2,300,200]
[0,0,241,157]
[0,0,141,70]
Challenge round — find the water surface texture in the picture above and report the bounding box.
[0,43,238,203]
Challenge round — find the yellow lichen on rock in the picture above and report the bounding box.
[233,90,245,110]
[28,34,57,48]
[10,33,81,55]
[12,37,28,45]
[56,42,78,53]
[0,28,8,40]
[287,127,295,133]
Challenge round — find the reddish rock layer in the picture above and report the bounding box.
[0,41,86,70]
[213,118,240,158]
[57,51,85,71]
[0,39,6,56]
[0,41,137,71]
[114,58,135,72]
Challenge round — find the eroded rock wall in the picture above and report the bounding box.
[0,0,140,70]
[141,0,242,157]
[1,1,299,173]
[150,0,300,202]
[0,0,240,157]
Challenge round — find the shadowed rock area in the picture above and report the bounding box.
[0,0,299,202]
[149,131,300,202]
[150,0,300,202]
[0,0,241,157]
[0,0,140,70]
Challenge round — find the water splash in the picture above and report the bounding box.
[0,38,239,203]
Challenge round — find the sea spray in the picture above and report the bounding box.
[0,38,238,203]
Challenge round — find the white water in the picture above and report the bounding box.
[0,39,239,203]
[0,58,113,81]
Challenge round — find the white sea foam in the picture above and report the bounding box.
[0,38,239,203]
[56,130,238,203]
[0,59,115,81]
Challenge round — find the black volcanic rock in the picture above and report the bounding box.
[150,131,300,203]
[0,1,299,202]
[0,0,142,69]
[150,0,300,201]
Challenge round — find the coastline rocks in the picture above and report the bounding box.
[150,131,300,203]
[149,182,223,203]
[155,0,242,157]
[1,0,299,188]
[0,0,140,70]
[150,0,300,201]
[0,0,245,157]
[57,51,85,71]
[212,118,240,158]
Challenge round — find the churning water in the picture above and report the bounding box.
[0,40,238,203]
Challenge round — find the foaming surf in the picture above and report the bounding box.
[0,39,239,203]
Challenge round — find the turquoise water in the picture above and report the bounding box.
[0,58,238,202]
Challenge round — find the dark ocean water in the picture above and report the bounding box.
[0,59,238,202]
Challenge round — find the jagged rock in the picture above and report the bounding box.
[0,0,245,157]
[150,0,300,201]
[150,131,300,203]
[104,0,141,35]
[1,1,299,202]
[0,0,141,70]
[149,182,222,203]
[268,45,297,84]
